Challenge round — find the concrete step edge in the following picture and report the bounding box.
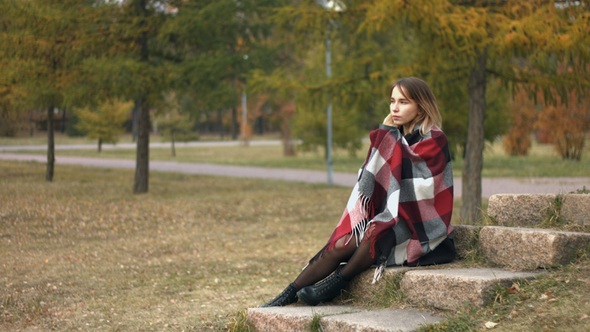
[479,226,590,269]
[401,267,543,309]
[247,305,443,332]
[487,193,590,227]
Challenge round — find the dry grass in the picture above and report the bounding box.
[0,160,349,331]
[2,160,589,332]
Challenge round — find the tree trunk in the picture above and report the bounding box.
[98,138,102,153]
[171,131,176,157]
[133,0,150,194]
[218,109,225,139]
[231,107,238,140]
[461,50,487,223]
[61,109,67,133]
[282,125,296,156]
[132,101,139,142]
[29,111,35,137]
[281,100,296,157]
[133,98,150,194]
[46,105,55,182]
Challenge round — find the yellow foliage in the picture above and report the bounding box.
[74,99,132,144]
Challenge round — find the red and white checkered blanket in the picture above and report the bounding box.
[325,124,454,278]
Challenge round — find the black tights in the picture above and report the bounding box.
[293,234,376,289]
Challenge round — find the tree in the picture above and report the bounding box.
[161,0,288,142]
[74,99,132,152]
[267,0,589,222]
[263,1,393,158]
[352,0,590,223]
[503,89,536,156]
[536,89,590,160]
[0,0,105,181]
[155,92,196,157]
[77,0,174,194]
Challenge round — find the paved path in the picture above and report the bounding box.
[1,150,588,198]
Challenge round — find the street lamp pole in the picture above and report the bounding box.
[325,29,333,186]
[318,0,344,186]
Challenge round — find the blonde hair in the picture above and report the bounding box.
[389,77,442,135]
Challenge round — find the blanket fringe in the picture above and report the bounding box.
[371,263,385,284]
[347,193,372,247]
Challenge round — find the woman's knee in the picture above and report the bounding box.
[328,236,356,258]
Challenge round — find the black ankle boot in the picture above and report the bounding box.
[297,272,349,306]
[260,283,299,307]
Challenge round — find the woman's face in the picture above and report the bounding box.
[389,85,419,132]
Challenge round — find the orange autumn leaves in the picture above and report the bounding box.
[504,88,589,160]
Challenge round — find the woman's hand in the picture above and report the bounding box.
[383,114,394,126]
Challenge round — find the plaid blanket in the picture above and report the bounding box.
[325,124,454,281]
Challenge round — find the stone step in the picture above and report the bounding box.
[561,194,590,226]
[479,226,590,270]
[487,194,557,226]
[247,305,442,332]
[400,268,541,310]
[451,224,481,259]
[487,193,590,227]
[345,265,411,304]
[248,267,540,330]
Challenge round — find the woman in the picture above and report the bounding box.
[261,77,456,307]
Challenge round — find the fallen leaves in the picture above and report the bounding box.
[507,282,520,294]
[484,321,498,329]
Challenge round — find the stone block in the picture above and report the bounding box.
[247,306,362,332]
[479,226,590,270]
[560,194,590,226]
[321,308,442,332]
[248,305,443,332]
[400,268,540,309]
[344,266,410,305]
[487,194,556,226]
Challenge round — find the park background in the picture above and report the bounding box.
[1,0,589,331]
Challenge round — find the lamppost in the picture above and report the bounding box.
[241,54,249,146]
[317,0,345,186]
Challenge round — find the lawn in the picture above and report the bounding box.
[1,161,589,332]
[1,133,589,331]
[0,161,350,331]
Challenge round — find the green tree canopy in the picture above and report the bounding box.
[0,0,111,180]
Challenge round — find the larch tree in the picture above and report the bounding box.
[0,0,105,181]
[160,0,287,143]
[74,99,132,152]
[264,1,398,157]
[155,92,195,157]
[79,0,175,194]
[354,0,590,223]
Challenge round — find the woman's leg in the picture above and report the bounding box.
[293,235,357,288]
[297,234,379,306]
[339,239,375,279]
[260,235,356,307]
